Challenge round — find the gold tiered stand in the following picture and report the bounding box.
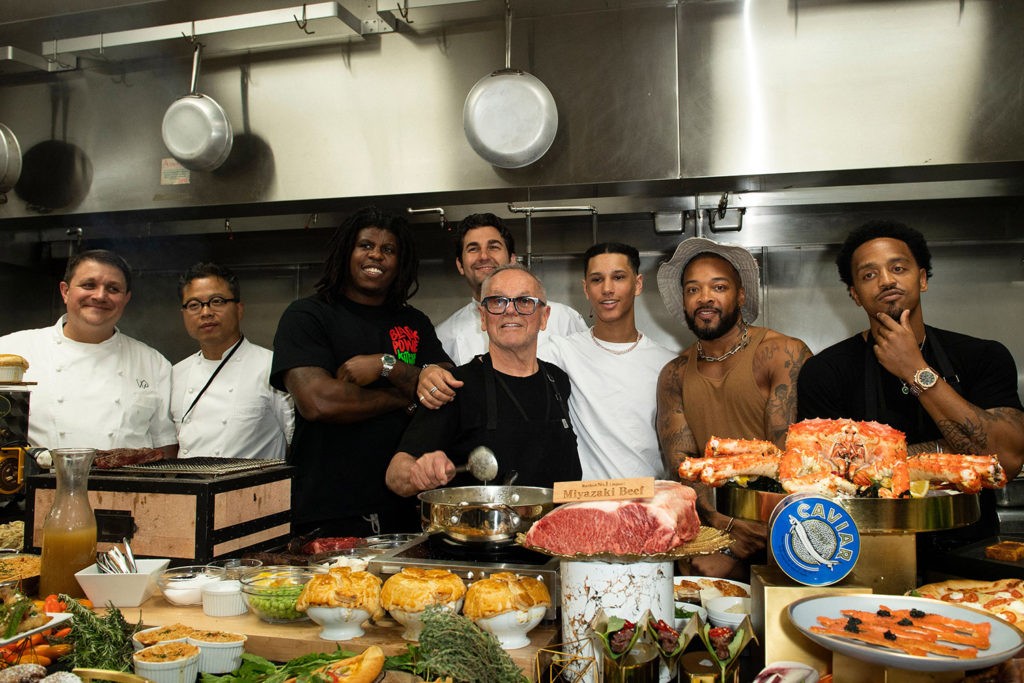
[718,487,981,683]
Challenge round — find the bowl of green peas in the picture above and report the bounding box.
[239,566,326,623]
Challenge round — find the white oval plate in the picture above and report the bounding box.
[0,612,73,648]
[788,594,1024,672]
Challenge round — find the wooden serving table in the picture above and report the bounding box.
[126,595,557,681]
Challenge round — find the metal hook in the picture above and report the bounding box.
[47,38,73,70]
[395,1,414,23]
[407,207,446,230]
[294,5,315,34]
[224,218,234,240]
[716,192,729,220]
[303,213,318,229]
[181,21,198,44]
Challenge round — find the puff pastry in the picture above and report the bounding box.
[380,567,466,613]
[295,567,383,618]
[463,572,551,620]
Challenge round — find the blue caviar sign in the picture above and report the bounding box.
[769,494,860,586]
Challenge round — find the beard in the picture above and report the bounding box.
[684,304,743,341]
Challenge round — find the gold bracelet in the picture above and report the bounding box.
[725,517,735,533]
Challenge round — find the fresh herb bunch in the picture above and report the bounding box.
[413,606,528,683]
[59,593,140,672]
[201,649,359,683]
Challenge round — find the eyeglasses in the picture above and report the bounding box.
[480,295,546,315]
[182,296,239,313]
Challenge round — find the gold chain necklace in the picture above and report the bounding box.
[590,327,642,355]
[697,323,750,362]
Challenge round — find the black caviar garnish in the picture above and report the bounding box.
[884,631,897,641]
[847,616,862,626]
[844,617,861,633]
[876,609,891,617]
[897,618,913,626]
[909,609,926,618]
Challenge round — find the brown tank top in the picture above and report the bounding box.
[682,326,770,451]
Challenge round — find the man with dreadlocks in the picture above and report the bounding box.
[271,206,452,536]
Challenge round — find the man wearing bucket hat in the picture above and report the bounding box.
[656,237,812,579]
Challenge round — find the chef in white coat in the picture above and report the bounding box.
[171,262,293,459]
[0,249,177,453]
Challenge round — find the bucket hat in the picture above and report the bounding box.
[657,237,760,323]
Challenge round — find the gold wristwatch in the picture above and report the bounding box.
[909,367,939,396]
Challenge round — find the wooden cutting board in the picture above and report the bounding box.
[130,596,558,681]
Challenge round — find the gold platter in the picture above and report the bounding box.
[717,486,980,533]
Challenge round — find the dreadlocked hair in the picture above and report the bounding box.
[315,206,420,307]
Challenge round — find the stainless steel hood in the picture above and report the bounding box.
[0,0,1020,233]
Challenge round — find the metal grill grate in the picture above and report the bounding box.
[113,457,281,476]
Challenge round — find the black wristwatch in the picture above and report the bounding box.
[380,354,396,378]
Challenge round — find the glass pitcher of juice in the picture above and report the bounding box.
[39,448,97,598]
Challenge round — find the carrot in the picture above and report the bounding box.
[44,594,67,613]
[14,653,52,666]
[50,627,72,639]
[33,643,71,660]
[76,599,93,609]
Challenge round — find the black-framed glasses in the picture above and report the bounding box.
[182,296,239,313]
[480,295,546,315]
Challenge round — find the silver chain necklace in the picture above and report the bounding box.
[590,327,642,355]
[697,323,750,362]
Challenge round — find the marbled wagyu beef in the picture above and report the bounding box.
[524,480,700,555]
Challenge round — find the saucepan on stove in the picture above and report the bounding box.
[418,485,554,546]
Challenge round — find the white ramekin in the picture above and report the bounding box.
[187,631,247,674]
[133,643,201,683]
[202,579,247,617]
[132,625,193,652]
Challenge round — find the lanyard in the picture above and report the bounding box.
[182,336,244,420]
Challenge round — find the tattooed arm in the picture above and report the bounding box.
[759,332,813,450]
[919,391,1024,478]
[656,354,699,477]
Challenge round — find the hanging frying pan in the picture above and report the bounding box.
[0,123,21,200]
[162,43,233,172]
[463,3,557,169]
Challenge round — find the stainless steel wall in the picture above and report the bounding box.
[0,0,1021,220]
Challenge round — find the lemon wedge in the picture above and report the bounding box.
[909,480,929,498]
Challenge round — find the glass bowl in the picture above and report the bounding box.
[240,566,325,623]
[206,558,262,580]
[157,565,224,606]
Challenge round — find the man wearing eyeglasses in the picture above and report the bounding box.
[386,264,581,496]
[0,249,177,455]
[171,262,294,460]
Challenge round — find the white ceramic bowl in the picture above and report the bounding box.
[133,642,201,683]
[202,579,247,617]
[705,596,751,630]
[389,598,464,641]
[132,624,195,652]
[187,631,247,674]
[158,565,224,606]
[472,605,546,649]
[74,558,171,608]
[674,602,708,630]
[306,606,372,641]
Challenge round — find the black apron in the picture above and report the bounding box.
[479,355,581,487]
[863,326,999,549]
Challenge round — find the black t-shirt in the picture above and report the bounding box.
[396,355,581,489]
[797,326,1023,546]
[270,294,449,530]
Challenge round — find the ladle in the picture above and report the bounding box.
[454,446,499,482]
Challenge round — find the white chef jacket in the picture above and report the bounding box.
[171,338,294,459]
[545,330,676,481]
[434,298,588,366]
[0,316,176,450]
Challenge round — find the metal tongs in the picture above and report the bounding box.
[96,537,139,574]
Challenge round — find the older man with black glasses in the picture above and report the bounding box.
[386,263,581,496]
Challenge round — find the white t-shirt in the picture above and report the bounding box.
[0,316,176,450]
[172,338,294,460]
[545,330,677,481]
[435,299,588,365]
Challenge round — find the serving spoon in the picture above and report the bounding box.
[454,446,499,483]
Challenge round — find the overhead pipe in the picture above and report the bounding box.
[507,203,597,269]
